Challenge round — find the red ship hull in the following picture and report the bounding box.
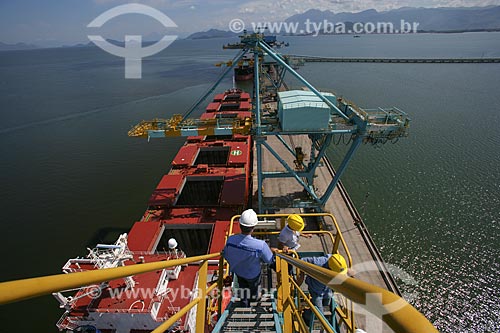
[55,89,253,332]
[234,67,254,81]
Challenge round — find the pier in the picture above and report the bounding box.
[253,52,405,330]
[254,60,402,295]
[253,135,399,292]
[296,56,500,63]
[253,134,398,332]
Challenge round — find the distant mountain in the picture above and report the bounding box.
[0,38,172,51]
[0,42,39,51]
[61,42,93,48]
[186,29,238,40]
[285,6,500,33]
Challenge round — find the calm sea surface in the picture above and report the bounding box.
[1,33,499,332]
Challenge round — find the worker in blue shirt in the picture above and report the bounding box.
[223,209,276,306]
[297,253,348,325]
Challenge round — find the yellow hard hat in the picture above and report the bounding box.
[286,214,304,232]
[328,254,347,274]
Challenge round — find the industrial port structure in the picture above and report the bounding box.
[0,32,437,333]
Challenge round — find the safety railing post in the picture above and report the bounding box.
[276,256,292,333]
[217,256,224,319]
[195,259,208,333]
[276,256,284,313]
[289,277,335,333]
[332,232,341,253]
[349,299,355,332]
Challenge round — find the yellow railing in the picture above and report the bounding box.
[273,250,354,333]
[151,259,221,333]
[0,253,222,333]
[227,212,355,332]
[227,212,353,266]
[1,210,439,333]
[225,210,435,332]
[276,253,439,333]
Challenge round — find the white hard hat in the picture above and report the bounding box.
[168,238,178,249]
[239,209,258,227]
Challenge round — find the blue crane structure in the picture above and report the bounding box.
[128,32,410,212]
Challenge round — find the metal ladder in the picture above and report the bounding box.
[213,263,282,333]
[212,297,281,333]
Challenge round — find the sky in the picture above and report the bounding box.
[1,0,500,46]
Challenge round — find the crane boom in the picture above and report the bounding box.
[128,114,253,139]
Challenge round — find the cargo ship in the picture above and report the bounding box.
[0,32,437,333]
[234,57,254,81]
[52,88,253,332]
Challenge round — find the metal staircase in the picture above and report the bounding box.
[213,296,281,333]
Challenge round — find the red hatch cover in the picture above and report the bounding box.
[238,111,252,119]
[149,190,175,206]
[128,221,163,251]
[239,101,252,110]
[200,113,216,120]
[206,102,220,112]
[240,92,251,100]
[213,93,224,102]
[209,221,231,253]
[173,145,198,167]
[149,174,184,206]
[157,174,184,190]
[228,144,248,165]
[220,174,246,206]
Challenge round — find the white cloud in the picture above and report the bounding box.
[93,0,201,9]
[91,0,500,35]
[233,0,500,19]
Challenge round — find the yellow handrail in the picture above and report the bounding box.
[1,212,438,333]
[226,212,355,331]
[277,253,439,333]
[285,295,309,333]
[289,277,335,333]
[253,230,341,257]
[152,297,199,333]
[0,252,220,305]
[275,250,350,333]
[227,212,353,266]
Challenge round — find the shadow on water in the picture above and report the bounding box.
[86,227,131,248]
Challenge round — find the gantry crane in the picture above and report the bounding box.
[128,32,410,211]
